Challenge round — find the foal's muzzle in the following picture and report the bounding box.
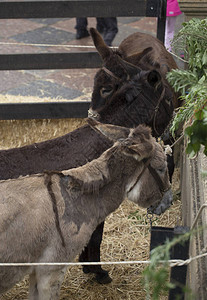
[88,108,100,120]
[147,189,173,215]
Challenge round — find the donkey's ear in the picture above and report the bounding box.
[87,117,130,141]
[147,70,162,89]
[125,47,153,66]
[90,28,113,61]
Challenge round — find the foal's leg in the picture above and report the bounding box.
[29,270,39,300]
[79,222,112,284]
[29,266,66,300]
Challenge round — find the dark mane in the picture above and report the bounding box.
[0,125,113,181]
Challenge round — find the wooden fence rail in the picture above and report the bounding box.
[0,0,162,19]
[0,0,166,120]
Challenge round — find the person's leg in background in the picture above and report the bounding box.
[102,17,118,46]
[75,18,90,39]
[96,18,105,34]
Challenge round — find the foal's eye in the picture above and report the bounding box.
[157,167,165,173]
[100,86,113,98]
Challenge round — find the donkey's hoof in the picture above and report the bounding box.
[95,272,112,284]
[82,266,91,274]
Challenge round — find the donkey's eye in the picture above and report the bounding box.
[100,86,113,98]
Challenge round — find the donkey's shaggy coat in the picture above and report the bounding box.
[0,122,172,299]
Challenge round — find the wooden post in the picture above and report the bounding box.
[178,2,207,298]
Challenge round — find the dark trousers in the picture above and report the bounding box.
[75,17,88,30]
[75,17,118,46]
[97,17,118,46]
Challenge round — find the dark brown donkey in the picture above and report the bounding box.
[0,30,178,284]
[89,28,179,137]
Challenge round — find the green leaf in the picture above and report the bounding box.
[194,109,204,120]
[192,142,201,153]
[198,75,206,84]
[202,49,207,65]
[186,143,197,158]
[185,126,193,136]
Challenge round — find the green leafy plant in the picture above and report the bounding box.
[185,105,207,157]
[142,19,206,299]
[166,18,207,158]
[143,243,173,299]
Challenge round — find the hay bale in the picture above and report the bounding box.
[0,118,87,150]
[0,94,87,149]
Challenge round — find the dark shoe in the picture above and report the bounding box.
[76,29,90,39]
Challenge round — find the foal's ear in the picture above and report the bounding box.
[87,118,130,141]
[117,55,141,78]
[147,70,162,89]
[139,70,162,89]
[125,47,153,66]
[90,28,113,61]
[63,170,108,195]
[127,142,154,161]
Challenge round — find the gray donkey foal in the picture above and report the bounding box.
[0,120,172,299]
